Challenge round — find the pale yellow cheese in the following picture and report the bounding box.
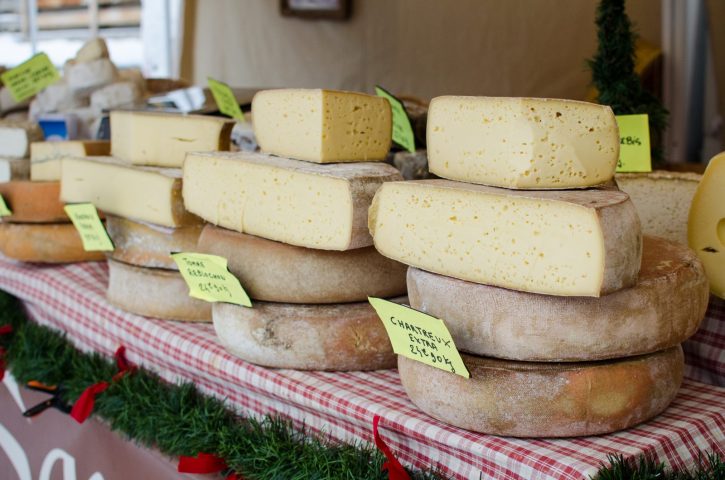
[369,179,641,296]
[30,140,110,181]
[110,111,234,167]
[0,121,43,158]
[183,151,402,250]
[252,89,392,163]
[427,96,619,189]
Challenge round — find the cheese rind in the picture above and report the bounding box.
[369,179,641,296]
[0,181,67,223]
[30,140,110,181]
[0,223,105,263]
[0,157,30,182]
[252,89,392,163]
[427,96,619,188]
[0,121,44,158]
[183,151,402,250]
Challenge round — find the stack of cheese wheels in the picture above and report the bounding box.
[59,111,235,322]
[184,88,408,371]
[369,96,710,437]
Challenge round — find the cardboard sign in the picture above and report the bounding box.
[368,297,469,377]
[0,53,60,102]
[615,114,652,173]
[375,85,415,153]
[64,203,114,252]
[208,77,245,121]
[171,252,252,307]
[0,194,11,217]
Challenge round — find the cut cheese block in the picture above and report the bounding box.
[252,89,392,163]
[0,157,29,182]
[398,346,683,438]
[427,96,619,189]
[0,223,105,263]
[408,236,707,361]
[197,226,407,303]
[688,152,725,298]
[617,171,701,245]
[30,140,110,181]
[369,179,641,296]
[107,259,211,322]
[0,181,67,223]
[213,298,401,370]
[110,110,234,167]
[184,151,402,250]
[90,82,142,111]
[64,58,117,96]
[74,37,109,63]
[0,121,44,158]
[106,215,203,270]
[60,157,201,228]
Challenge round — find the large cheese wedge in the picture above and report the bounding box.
[60,157,201,228]
[688,152,725,298]
[0,223,105,263]
[408,236,707,361]
[0,157,29,182]
[197,226,407,303]
[213,298,401,370]
[0,121,44,158]
[0,181,67,223]
[252,89,392,163]
[369,179,641,296]
[183,151,401,250]
[107,259,211,322]
[110,111,234,167]
[30,140,110,181]
[398,346,683,438]
[426,96,619,189]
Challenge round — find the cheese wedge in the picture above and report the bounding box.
[30,140,110,181]
[369,179,641,296]
[252,89,392,163]
[110,111,234,167]
[0,121,43,158]
[0,223,105,263]
[688,152,725,298]
[0,181,67,223]
[0,157,29,182]
[427,96,619,188]
[60,157,201,228]
[183,151,402,250]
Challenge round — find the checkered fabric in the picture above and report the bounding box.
[0,257,722,480]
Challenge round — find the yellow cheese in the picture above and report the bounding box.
[252,89,392,163]
[427,96,619,189]
[688,152,725,298]
[183,151,402,250]
[369,179,642,296]
[30,140,110,181]
[110,111,234,167]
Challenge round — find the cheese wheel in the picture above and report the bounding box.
[0,181,67,223]
[407,236,708,361]
[106,259,211,322]
[398,346,683,438]
[197,226,407,303]
[0,157,29,182]
[213,299,400,371]
[0,223,105,263]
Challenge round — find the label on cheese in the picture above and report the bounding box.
[0,194,12,216]
[368,297,469,377]
[208,77,245,121]
[1,53,61,102]
[64,203,114,251]
[171,252,252,307]
[375,85,415,153]
[615,114,651,173]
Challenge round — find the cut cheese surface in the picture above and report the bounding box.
[688,152,725,298]
[0,181,67,223]
[408,236,707,361]
[0,157,29,182]
[252,89,392,163]
[0,121,44,158]
[30,140,110,181]
[427,96,619,188]
[0,223,105,263]
[183,151,401,250]
[111,110,234,167]
[369,179,641,296]
[398,346,683,438]
[197,226,407,303]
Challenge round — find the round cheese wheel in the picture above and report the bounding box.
[0,223,105,263]
[107,259,211,322]
[398,346,683,438]
[213,299,401,371]
[0,181,67,223]
[407,236,708,361]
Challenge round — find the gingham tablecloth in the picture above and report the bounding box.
[0,257,723,480]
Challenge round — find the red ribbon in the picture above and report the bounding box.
[0,325,12,381]
[0,325,13,335]
[177,453,228,474]
[111,346,137,381]
[373,415,410,480]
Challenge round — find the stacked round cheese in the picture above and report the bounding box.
[368,96,709,437]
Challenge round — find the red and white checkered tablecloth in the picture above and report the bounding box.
[0,257,723,480]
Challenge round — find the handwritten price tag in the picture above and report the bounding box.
[64,203,113,251]
[368,297,469,377]
[0,53,60,102]
[375,85,415,153]
[171,252,252,307]
[0,195,11,217]
[615,114,651,173]
[207,77,245,121]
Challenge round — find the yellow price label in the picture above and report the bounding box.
[615,114,651,173]
[375,85,415,153]
[0,53,60,103]
[171,252,252,307]
[208,77,245,121]
[368,297,469,378]
[0,195,12,217]
[64,203,114,252]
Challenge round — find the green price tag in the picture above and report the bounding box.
[0,194,12,217]
[368,297,469,378]
[375,85,415,153]
[171,252,252,307]
[0,53,60,103]
[64,203,114,252]
[208,77,245,121]
[615,114,651,173]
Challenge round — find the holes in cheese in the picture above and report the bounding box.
[252,89,392,163]
[427,96,619,189]
[0,181,67,223]
[0,121,43,158]
[0,223,105,263]
[30,140,110,181]
[369,179,642,297]
[183,151,402,250]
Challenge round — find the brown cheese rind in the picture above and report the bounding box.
[0,223,105,263]
[0,181,67,223]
